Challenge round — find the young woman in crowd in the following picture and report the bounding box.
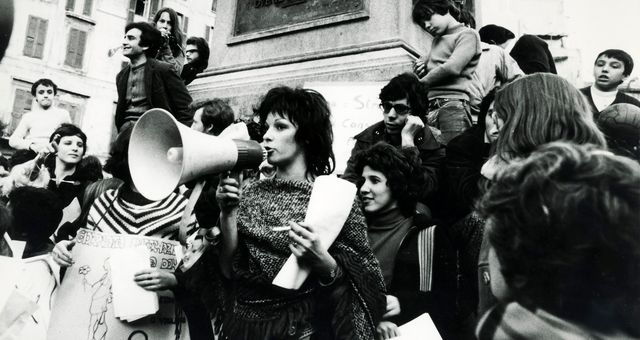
[477,142,640,339]
[44,124,100,209]
[211,86,386,339]
[353,142,459,339]
[481,72,607,179]
[152,7,185,73]
[477,72,608,317]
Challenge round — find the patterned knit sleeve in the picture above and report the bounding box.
[328,199,387,339]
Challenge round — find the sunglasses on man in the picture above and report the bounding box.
[379,102,411,115]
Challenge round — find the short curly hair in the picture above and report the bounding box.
[353,142,425,216]
[478,141,640,336]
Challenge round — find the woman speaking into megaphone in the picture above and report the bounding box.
[186,86,387,339]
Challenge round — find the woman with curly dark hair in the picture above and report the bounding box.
[152,7,185,73]
[208,86,386,339]
[476,142,640,339]
[353,142,459,339]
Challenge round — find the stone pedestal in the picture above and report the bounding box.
[189,1,431,118]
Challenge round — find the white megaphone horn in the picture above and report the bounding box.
[129,108,265,200]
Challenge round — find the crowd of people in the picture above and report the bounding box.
[1,0,639,339]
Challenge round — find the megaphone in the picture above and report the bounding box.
[129,108,264,200]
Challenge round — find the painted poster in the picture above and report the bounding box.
[47,229,189,340]
[305,81,385,175]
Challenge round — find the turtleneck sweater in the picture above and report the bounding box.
[366,207,414,286]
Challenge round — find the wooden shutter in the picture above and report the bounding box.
[83,0,93,16]
[65,28,87,68]
[23,16,37,56]
[126,0,136,23]
[65,0,75,11]
[34,19,47,58]
[23,16,47,58]
[148,0,160,21]
[183,16,189,34]
[9,89,33,134]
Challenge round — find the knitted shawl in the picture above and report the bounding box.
[220,177,386,340]
[86,188,194,239]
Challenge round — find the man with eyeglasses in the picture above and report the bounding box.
[342,73,445,204]
[181,36,210,85]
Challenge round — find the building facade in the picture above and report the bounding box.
[0,0,216,157]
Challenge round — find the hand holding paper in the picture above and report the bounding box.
[109,246,159,322]
[272,175,356,289]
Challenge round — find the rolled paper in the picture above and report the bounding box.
[272,175,357,289]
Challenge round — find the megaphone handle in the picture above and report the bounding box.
[179,180,206,245]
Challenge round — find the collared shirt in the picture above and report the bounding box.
[125,62,151,121]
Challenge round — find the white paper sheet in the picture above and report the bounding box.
[109,246,158,322]
[272,175,357,289]
[392,313,442,340]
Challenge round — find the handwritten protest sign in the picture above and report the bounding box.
[47,229,189,340]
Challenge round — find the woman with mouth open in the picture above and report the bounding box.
[353,142,460,339]
[152,7,185,74]
[184,86,386,339]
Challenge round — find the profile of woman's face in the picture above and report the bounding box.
[359,166,397,214]
[57,135,84,165]
[261,113,304,169]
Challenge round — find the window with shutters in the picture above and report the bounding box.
[82,0,93,16]
[65,0,75,11]
[23,16,48,59]
[65,28,87,69]
[9,88,33,135]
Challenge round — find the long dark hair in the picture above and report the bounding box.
[255,86,335,179]
[152,7,185,58]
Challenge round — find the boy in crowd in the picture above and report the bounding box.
[9,78,71,153]
[580,49,640,117]
[412,0,481,144]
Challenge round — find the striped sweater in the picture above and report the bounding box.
[86,188,195,239]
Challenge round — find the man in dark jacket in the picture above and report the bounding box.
[115,22,192,132]
[342,73,445,203]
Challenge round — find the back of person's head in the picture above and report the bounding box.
[494,73,606,161]
[76,155,104,182]
[353,142,425,216]
[479,141,640,337]
[478,24,515,45]
[50,123,87,155]
[31,78,58,96]
[185,36,209,68]
[124,21,162,58]
[103,126,133,185]
[9,186,63,242]
[509,35,557,74]
[412,0,458,25]
[255,86,335,177]
[596,49,634,76]
[379,72,429,119]
[197,99,234,136]
[598,103,640,161]
[153,8,184,43]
